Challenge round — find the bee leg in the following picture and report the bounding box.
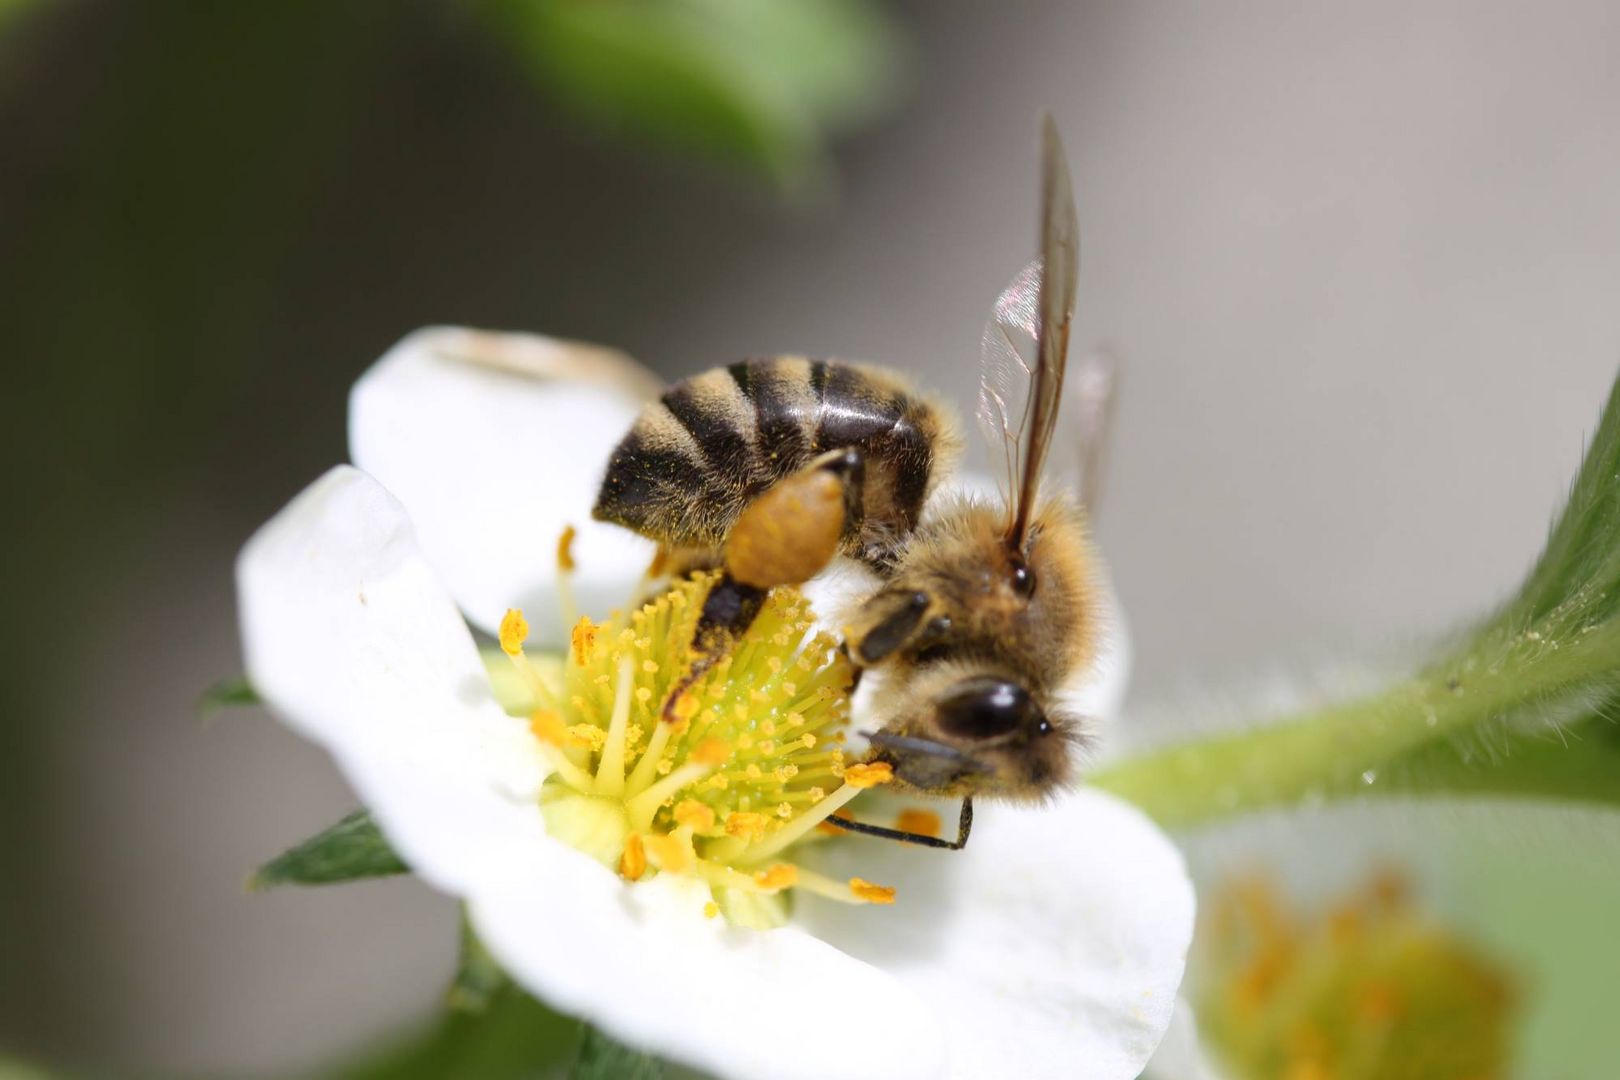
[660,574,766,723]
[662,452,860,723]
[821,797,974,851]
[848,589,934,665]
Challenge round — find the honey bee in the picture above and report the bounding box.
[593,115,1101,850]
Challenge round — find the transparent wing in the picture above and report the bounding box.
[976,114,1080,543]
[976,259,1044,517]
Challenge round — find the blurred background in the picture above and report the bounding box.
[3,1,1619,1076]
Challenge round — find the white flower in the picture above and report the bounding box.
[238,327,1195,1080]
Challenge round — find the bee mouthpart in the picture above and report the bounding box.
[863,730,993,773]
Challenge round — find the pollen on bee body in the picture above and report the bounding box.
[502,570,901,929]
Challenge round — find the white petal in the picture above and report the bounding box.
[798,788,1193,1080]
[1140,998,1226,1080]
[469,840,946,1080]
[350,327,658,644]
[237,466,547,894]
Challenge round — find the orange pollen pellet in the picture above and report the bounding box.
[754,864,799,891]
[619,834,647,881]
[895,808,942,839]
[724,812,769,841]
[673,800,716,831]
[843,762,894,789]
[850,878,896,904]
[693,738,731,765]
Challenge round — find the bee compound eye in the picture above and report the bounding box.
[935,678,1041,741]
[1009,557,1036,597]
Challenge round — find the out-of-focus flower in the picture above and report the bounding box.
[237,328,1195,1080]
[1146,870,1517,1080]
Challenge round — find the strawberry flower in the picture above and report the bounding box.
[238,328,1194,1080]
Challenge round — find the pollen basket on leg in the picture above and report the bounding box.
[529,572,898,927]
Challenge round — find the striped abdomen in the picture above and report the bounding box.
[593,357,958,569]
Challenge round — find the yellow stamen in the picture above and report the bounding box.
[724,812,769,841]
[499,609,529,656]
[619,833,647,881]
[753,864,799,891]
[594,657,635,797]
[850,877,897,904]
[625,761,714,830]
[571,617,597,662]
[674,800,716,832]
[693,738,731,765]
[644,830,694,875]
[555,526,578,631]
[843,762,893,788]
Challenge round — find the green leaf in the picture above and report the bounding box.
[473,0,904,190]
[251,809,407,889]
[1095,369,1620,826]
[199,675,260,714]
[571,1025,664,1080]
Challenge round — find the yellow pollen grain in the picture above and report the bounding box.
[758,740,775,755]
[800,733,817,748]
[626,724,644,747]
[671,694,700,721]
[644,833,692,874]
[635,687,652,704]
[499,609,529,656]
[674,800,716,831]
[895,808,942,839]
[703,901,720,919]
[641,659,659,674]
[745,764,761,780]
[850,878,896,904]
[761,720,777,736]
[619,834,647,881]
[725,812,769,841]
[776,802,793,818]
[808,786,825,801]
[755,864,799,891]
[843,762,893,789]
[693,738,731,765]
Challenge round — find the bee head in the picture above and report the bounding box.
[865,661,1077,801]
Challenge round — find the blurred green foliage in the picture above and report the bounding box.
[476,0,905,191]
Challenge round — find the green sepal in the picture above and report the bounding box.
[447,910,508,1015]
[571,1025,665,1080]
[250,809,406,889]
[332,984,579,1080]
[199,675,260,714]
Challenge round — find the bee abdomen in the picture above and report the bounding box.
[594,357,952,563]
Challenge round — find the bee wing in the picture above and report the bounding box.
[976,115,1079,543]
[975,259,1043,516]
